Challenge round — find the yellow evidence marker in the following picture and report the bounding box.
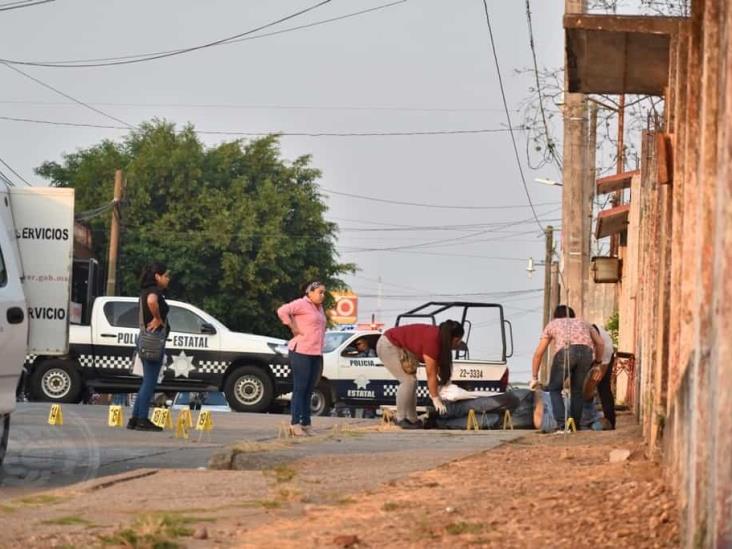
[195,410,213,432]
[565,417,577,433]
[466,409,480,431]
[151,407,173,430]
[502,410,514,430]
[48,404,63,426]
[175,409,192,439]
[108,405,124,428]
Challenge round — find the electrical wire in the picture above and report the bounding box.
[0,98,515,113]
[321,187,547,210]
[0,114,521,137]
[525,0,562,171]
[0,0,337,68]
[0,0,54,12]
[0,64,135,128]
[481,0,544,232]
[0,153,30,185]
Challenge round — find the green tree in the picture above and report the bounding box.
[37,120,354,337]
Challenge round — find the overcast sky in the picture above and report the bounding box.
[0,0,571,380]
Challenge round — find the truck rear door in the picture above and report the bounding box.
[0,190,28,415]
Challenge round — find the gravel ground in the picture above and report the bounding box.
[0,411,678,548]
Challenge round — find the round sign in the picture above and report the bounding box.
[335,296,356,317]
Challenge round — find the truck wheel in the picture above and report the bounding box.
[311,380,333,417]
[30,360,83,403]
[224,366,274,413]
[0,414,9,466]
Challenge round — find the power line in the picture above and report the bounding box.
[0,0,54,12]
[0,167,16,187]
[0,153,30,186]
[525,0,562,171]
[481,0,544,232]
[0,0,337,68]
[0,98,515,113]
[0,114,522,137]
[0,64,135,128]
[321,187,544,210]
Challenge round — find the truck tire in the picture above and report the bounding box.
[224,365,274,413]
[0,414,9,467]
[311,380,333,417]
[30,359,84,403]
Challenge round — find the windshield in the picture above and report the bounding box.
[323,332,353,353]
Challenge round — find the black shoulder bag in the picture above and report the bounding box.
[137,295,166,361]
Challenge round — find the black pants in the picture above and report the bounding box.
[546,345,593,428]
[597,358,616,429]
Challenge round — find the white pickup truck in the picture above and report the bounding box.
[309,302,513,416]
[23,296,292,413]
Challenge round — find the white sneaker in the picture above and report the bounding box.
[290,424,306,437]
[301,425,314,436]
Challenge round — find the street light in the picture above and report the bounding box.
[534,177,563,187]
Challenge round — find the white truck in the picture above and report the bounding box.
[0,186,74,466]
[309,302,513,416]
[23,296,292,413]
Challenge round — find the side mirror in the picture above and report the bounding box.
[201,322,217,335]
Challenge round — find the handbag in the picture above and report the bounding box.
[399,348,419,375]
[137,295,166,362]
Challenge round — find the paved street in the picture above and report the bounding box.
[0,403,522,499]
[0,403,369,497]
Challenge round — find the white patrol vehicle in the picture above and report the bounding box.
[0,187,75,467]
[309,302,514,416]
[23,296,292,413]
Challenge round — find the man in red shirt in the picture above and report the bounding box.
[376,321,465,429]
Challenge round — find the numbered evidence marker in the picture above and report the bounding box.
[108,405,124,428]
[175,409,193,439]
[48,404,64,426]
[466,409,480,431]
[195,410,213,432]
[151,407,173,430]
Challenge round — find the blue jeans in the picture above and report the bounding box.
[131,349,165,420]
[290,351,322,426]
[546,344,593,428]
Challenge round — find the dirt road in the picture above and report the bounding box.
[0,412,678,548]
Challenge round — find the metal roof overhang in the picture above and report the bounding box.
[564,14,686,95]
[596,204,630,239]
[597,170,639,195]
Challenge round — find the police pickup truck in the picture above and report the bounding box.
[24,296,291,413]
[309,302,513,416]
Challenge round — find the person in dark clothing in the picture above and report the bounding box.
[128,262,170,432]
[591,324,616,429]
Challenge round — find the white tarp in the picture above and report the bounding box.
[10,187,74,354]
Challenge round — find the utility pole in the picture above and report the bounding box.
[540,225,554,381]
[105,169,123,296]
[561,0,588,318]
[610,94,625,256]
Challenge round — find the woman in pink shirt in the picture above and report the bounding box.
[277,280,327,436]
[531,305,604,430]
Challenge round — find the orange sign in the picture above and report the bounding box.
[328,292,358,325]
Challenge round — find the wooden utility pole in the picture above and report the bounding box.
[105,169,123,296]
[610,94,626,255]
[561,0,588,317]
[542,226,554,329]
[540,225,554,381]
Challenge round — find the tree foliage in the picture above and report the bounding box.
[37,120,354,337]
